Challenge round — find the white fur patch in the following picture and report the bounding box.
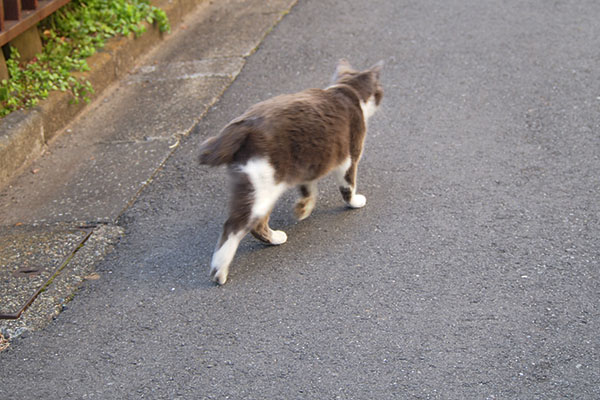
[334,157,352,185]
[211,230,245,284]
[360,96,377,121]
[240,158,288,219]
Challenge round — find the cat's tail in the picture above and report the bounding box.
[198,119,254,166]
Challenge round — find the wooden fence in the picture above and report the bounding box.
[1,0,71,47]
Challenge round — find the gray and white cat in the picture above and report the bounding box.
[199,60,383,284]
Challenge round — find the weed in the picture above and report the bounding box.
[0,0,170,117]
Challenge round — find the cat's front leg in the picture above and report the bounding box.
[294,181,318,220]
[335,157,366,208]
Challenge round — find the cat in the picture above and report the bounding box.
[199,59,383,284]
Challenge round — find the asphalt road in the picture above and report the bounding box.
[2,0,599,398]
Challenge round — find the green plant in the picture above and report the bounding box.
[0,0,170,117]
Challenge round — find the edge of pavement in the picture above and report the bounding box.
[0,0,298,346]
[0,0,206,348]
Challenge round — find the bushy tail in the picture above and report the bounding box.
[198,120,253,166]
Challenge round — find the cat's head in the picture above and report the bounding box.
[332,59,384,108]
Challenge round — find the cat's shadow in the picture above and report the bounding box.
[232,203,357,263]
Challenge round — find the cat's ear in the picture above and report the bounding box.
[332,59,354,81]
[369,60,384,79]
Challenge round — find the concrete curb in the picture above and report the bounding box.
[0,0,204,189]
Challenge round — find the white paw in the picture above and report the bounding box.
[210,264,228,285]
[270,230,288,245]
[349,194,366,208]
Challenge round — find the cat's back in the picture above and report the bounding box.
[244,88,335,120]
[242,88,358,137]
[236,88,359,182]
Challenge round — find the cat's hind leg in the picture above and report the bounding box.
[210,158,288,284]
[334,157,366,208]
[243,158,288,242]
[211,229,246,285]
[251,213,287,245]
[294,181,318,220]
[210,171,254,285]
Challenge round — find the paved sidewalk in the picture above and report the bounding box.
[1,0,296,340]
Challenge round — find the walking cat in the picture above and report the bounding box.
[199,60,383,284]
